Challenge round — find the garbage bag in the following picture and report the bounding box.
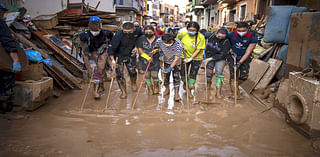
[25,50,43,62]
[25,50,52,66]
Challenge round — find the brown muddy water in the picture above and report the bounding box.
[0,70,318,157]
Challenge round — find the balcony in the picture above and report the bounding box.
[116,0,139,12]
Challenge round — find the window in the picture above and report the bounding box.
[118,0,124,5]
[147,4,149,11]
[170,17,173,22]
[165,16,169,23]
[240,3,247,21]
[165,7,169,14]
[170,9,174,15]
[229,9,236,22]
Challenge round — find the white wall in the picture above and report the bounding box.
[24,0,115,18]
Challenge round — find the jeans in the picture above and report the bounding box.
[206,59,226,81]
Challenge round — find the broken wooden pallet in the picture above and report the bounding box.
[241,59,270,94]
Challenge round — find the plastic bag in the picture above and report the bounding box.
[25,50,43,62]
[25,50,52,66]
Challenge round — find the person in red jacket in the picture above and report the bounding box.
[150,22,165,36]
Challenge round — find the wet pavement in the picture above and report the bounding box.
[0,69,318,157]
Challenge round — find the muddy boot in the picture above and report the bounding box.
[93,82,101,99]
[147,84,154,96]
[118,81,127,99]
[188,79,196,90]
[153,81,160,94]
[130,74,138,92]
[215,75,224,99]
[230,81,243,100]
[98,81,105,94]
[207,79,212,89]
[174,88,181,101]
[163,85,170,96]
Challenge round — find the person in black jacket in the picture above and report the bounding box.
[0,3,22,115]
[79,16,113,99]
[109,22,141,99]
[205,27,231,98]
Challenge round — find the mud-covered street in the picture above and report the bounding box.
[0,70,318,157]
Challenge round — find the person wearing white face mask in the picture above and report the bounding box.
[155,33,183,101]
[79,16,113,99]
[177,21,206,98]
[227,22,258,99]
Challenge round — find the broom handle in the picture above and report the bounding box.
[132,53,155,110]
[103,57,118,111]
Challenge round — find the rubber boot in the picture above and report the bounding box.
[207,79,212,89]
[93,83,101,99]
[174,88,181,101]
[216,75,224,99]
[130,74,138,92]
[153,81,160,94]
[230,81,242,100]
[147,84,154,96]
[163,85,170,96]
[188,79,196,90]
[118,81,127,99]
[98,81,105,94]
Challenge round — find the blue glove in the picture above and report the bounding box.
[12,61,21,72]
[162,67,173,74]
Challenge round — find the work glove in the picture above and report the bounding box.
[183,57,193,63]
[162,67,173,74]
[204,57,213,64]
[141,53,152,62]
[131,48,138,57]
[235,62,242,69]
[151,48,160,54]
[111,59,117,69]
[12,61,21,72]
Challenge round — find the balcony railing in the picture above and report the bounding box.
[116,0,138,10]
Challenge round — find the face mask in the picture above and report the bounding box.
[237,31,247,37]
[188,31,197,36]
[134,26,140,29]
[153,26,157,30]
[124,32,134,38]
[90,31,100,37]
[164,43,173,47]
[145,34,154,39]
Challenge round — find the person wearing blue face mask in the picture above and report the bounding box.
[227,22,257,99]
[177,21,206,98]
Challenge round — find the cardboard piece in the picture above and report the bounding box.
[286,12,320,74]
[255,58,283,90]
[241,59,270,94]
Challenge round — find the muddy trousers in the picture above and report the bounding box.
[227,55,252,82]
[164,64,180,89]
[0,71,15,114]
[116,56,137,86]
[180,60,202,88]
[206,59,226,88]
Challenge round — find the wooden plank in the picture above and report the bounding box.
[13,32,82,89]
[255,58,282,90]
[32,31,84,78]
[240,59,270,94]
